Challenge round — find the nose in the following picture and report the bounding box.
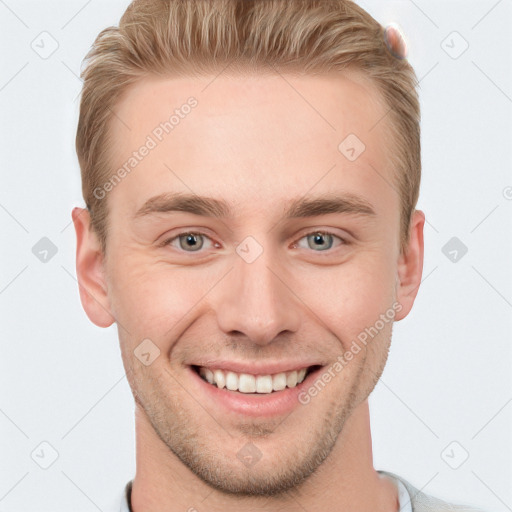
[214,245,301,346]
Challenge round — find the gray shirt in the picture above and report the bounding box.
[118,471,485,511]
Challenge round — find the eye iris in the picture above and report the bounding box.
[179,233,203,251]
[308,232,332,251]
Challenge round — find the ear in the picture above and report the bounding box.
[72,207,115,328]
[394,209,425,321]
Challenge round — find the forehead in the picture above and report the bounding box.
[106,71,395,219]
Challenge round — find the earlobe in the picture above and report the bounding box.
[72,207,115,328]
[394,209,425,321]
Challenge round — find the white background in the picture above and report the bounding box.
[0,0,511,510]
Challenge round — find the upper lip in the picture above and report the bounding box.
[189,360,324,375]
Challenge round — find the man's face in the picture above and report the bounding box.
[83,71,420,495]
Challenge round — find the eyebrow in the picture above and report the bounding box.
[133,192,376,220]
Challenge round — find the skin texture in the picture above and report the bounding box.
[72,70,424,511]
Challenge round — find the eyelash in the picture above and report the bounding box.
[160,230,348,255]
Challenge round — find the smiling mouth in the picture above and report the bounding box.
[191,364,322,394]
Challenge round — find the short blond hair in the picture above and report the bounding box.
[76,0,420,254]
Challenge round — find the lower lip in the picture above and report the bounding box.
[187,365,323,418]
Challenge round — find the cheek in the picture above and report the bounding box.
[107,255,205,343]
[295,251,397,350]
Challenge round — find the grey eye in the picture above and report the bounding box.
[293,230,346,253]
[305,232,334,251]
[178,233,204,251]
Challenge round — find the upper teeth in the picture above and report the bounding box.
[198,367,308,393]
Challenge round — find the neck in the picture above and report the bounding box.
[130,400,398,512]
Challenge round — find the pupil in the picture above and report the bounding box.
[309,232,332,251]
